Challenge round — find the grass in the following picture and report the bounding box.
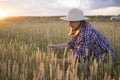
[0,17,120,80]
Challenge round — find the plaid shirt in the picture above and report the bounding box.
[68,23,116,61]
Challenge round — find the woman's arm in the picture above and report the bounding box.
[48,43,69,50]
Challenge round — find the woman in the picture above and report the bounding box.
[48,8,116,64]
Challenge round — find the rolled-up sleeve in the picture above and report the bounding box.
[67,37,76,49]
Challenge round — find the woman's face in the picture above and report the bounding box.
[69,21,81,30]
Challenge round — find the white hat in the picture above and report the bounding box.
[60,8,89,21]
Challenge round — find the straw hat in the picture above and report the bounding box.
[60,8,89,21]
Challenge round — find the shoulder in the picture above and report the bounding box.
[86,23,102,36]
[81,23,96,35]
[86,23,106,41]
[80,23,102,41]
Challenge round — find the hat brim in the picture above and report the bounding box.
[60,16,89,21]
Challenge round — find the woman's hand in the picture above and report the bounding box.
[47,44,58,50]
[48,43,68,50]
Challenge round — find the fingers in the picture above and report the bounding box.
[47,44,54,48]
[47,44,57,49]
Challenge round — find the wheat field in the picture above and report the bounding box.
[0,17,120,80]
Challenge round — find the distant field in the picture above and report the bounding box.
[0,17,120,80]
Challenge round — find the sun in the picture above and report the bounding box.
[0,10,7,19]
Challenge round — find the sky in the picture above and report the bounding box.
[0,0,120,16]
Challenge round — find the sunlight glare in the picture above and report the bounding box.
[0,10,7,19]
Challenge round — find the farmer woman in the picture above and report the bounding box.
[48,8,116,64]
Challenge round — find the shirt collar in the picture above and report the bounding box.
[69,28,80,36]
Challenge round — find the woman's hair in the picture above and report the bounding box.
[80,20,88,27]
[77,20,87,29]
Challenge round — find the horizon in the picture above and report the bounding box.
[0,0,120,17]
